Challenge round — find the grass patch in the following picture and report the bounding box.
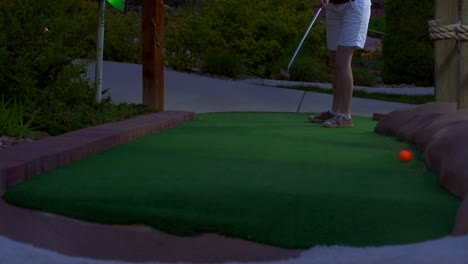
[4,113,459,249]
[280,85,434,105]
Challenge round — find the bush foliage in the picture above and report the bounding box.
[165,0,328,79]
[200,48,245,78]
[382,0,434,86]
[0,0,149,136]
[0,97,39,138]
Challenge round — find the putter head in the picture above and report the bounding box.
[280,68,290,80]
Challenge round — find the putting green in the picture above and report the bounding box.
[3,112,460,249]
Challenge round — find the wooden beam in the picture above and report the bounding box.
[142,0,164,111]
[434,0,458,103]
[459,0,468,109]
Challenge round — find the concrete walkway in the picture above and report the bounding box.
[84,61,433,116]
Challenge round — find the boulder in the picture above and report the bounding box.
[420,121,468,236]
[374,102,457,137]
[453,197,468,236]
[395,112,446,143]
[413,109,468,150]
[422,122,468,197]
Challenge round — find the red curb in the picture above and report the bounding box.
[0,199,301,263]
[0,160,27,189]
[0,168,5,193]
[0,111,195,193]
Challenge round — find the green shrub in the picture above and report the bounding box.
[165,11,223,71]
[353,66,377,87]
[28,63,95,135]
[382,0,434,86]
[284,55,330,83]
[200,48,245,78]
[23,63,151,136]
[270,30,329,81]
[368,15,385,38]
[165,0,327,78]
[0,0,151,136]
[351,49,383,87]
[0,0,97,100]
[102,9,142,64]
[0,97,39,138]
[177,0,207,13]
[369,16,386,33]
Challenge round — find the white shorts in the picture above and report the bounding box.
[326,0,371,50]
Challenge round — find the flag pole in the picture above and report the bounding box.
[95,0,106,102]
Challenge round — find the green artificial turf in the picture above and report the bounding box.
[3,112,461,249]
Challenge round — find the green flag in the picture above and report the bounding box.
[106,0,125,11]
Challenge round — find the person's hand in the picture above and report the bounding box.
[319,0,329,7]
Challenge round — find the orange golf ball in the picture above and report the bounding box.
[398,149,413,162]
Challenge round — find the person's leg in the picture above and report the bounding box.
[329,50,341,114]
[334,45,356,116]
[322,45,357,128]
[335,0,371,117]
[323,45,354,128]
[323,0,371,128]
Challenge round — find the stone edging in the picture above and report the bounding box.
[0,111,195,195]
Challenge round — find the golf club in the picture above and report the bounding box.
[280,7,322,79]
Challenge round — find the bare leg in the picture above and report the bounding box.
[329,50,341,114]
[334,45,356,115]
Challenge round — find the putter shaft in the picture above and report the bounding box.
[287,8,322,71]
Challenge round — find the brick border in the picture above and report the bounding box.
[0,111,195,194]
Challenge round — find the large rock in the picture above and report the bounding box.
[422,122,468,198]
[453,197,468,235]
[395,112,446,143]
[419,121,468,236]
[413,109,468,150]
[374,102,457,137]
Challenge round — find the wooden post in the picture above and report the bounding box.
[459,0,468,109]
[434,0,459,102]
[142,0,164,111]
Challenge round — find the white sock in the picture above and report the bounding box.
[341,114,352,120]
[329,109,338,116]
